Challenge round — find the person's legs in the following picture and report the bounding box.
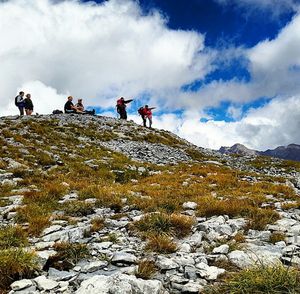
[120,109,127,119]
[148,117,152,128]
[18,106,24,116]
[142,115,146,127]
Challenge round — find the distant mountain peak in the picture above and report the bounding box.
[219,143,300,162]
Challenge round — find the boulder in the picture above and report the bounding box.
[76,274,165,294]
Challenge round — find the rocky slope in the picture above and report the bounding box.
[219,143,300,162]
[0,114,300,294]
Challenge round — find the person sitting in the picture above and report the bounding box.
[75,98,95,115]
[75,99,85,112]
[64,96,82,114]
[24,93,34,116]
[116,97,133,120]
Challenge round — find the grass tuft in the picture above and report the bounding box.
[205,264,300,294]
[145,234,177,254]
[135,259,157,279]
[0,226,28,249]
[133,213,194,238]
[46,242,90,270]
[0,249,38,291]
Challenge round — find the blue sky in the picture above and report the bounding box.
[1,0,300,150]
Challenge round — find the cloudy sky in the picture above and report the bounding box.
[1,0,300,150]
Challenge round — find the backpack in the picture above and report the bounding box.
[14,96,19,106]
[52,109,63,114]
[138,107,144,115]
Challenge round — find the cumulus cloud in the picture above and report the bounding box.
[148,96,300,151]
[0,0,212,115]
[1,0,300,151]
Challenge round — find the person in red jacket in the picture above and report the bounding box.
[139,105,156,128]
[116,97,133,120]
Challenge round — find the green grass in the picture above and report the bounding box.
[205,264,300,294]
[46,242,90,270]
[0,226,28,249]
[0,249,38,291]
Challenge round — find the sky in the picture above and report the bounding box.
[1,0,300,150]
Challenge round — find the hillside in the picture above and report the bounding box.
[1,114,300,294]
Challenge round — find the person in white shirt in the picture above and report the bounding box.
[15,91,25,116]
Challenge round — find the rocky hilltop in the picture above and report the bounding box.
[219,143,300,162]
[1,114,300,294]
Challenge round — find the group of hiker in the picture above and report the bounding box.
[116,97,155,128]
[14,92,156,128]
[15,91,34,116]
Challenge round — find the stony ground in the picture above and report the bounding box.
[0,114,300,294]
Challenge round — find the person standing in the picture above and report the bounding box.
[116,97,133,120]
[143,105,156,128]
[15,91,25,116]
[24,93,34,115]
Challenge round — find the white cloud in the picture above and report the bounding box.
[151,95,300,151]
[215,0,299,18]
[0,0,212,115]
[1,0,300,151]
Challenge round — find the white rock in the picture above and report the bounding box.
[41,225,62,236]
[156,256,179,270]
[76,274,164,294]
[181,281,204,293]
[111,252,137,265]
[82,261,108,273]
[186,232,204,246]
[36,250,57,269]
[228,250,253,269]
[11,279,33,291]
[212,244,229,254]
[34,275,59,291]
[182,202,198,210]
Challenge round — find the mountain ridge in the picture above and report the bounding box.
[219,143,300,162]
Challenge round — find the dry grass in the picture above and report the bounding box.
[269,232,286,244]
[90,217,105,232]
[205,264,300,294]
[135,259,157,279]
[46,242,90,270]
[0,226,28,249]
[0,249,38,291]
[133,213,195,238]
[145,234,177,254]
[63,201,95,217]
[16,204,51,236]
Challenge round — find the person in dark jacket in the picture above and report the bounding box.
[15,91,25,116]
[116,97,133,120]
[64,96,82,113]
[24,93,34,115]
